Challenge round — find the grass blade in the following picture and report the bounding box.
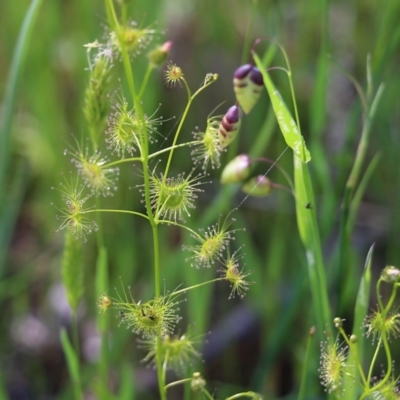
[0,0,44,198]
[253,53,311,163]
[342,244,374,400]
[60,328,83,400]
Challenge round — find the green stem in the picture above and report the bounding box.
[254,156,295,193]
[162,349,170,388]
[156,335,167,400]
[103,141,201,169]
[162,78,216,181]
[226,392,260,399]
[337,84,384,314]
[82,209,149,221]
[338,327,367,386]
[157,219,202,240]
[104,157,142,168]
[118,32,164,400]
[200,388,215,400]
[150,140,201,159]
[297,328,314,400]
[171,278,224,297]
[71,312,80,358]
[366,336,382,390]
[138,64,154,100]
[164,377,193,390]
[241,0,258,64]
[162,78,192,182]
[152,225,161,298]
[95,198,105,248]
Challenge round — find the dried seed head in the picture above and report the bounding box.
[192,115,223,170]
[220,154,251,184]
[233,64,264,114]
[164,61,184,87]
[218,105,241,149]
[83,52,112,147]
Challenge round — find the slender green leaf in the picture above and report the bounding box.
[118,364,135,400]
[60,328,83,400]
[0,0,44,199]
[253,53,311,163]
[342,244,374,400]
[347,153,381,233]
[294,156,330,334]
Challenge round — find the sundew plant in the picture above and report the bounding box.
[2,0,400,399]
[56,1,260,399]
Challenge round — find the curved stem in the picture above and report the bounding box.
[138,64,154,100]
[164,378,193,390]
[149,141,201,159]
[162,349,169,388]
[156,219,203,240]
[82,209,149,221]
[376,279,384,311]
[103,156,142,168]
[254,156,295,193]
[103,141,202,169]
[162,78,192,182]
[162,77,217,181]
[200,388,215,400]
[366,336,382,388]
[338,327,367,386]
[171,278,224,297]
[278,46,302,134]
[226,393,261,400]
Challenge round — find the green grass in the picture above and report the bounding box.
[1,0,400,399]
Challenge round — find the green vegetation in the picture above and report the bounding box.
[1,0,400,399]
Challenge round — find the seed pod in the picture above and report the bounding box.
[381,265,400,283]
[242,175,273,197]
[220,154,250,184]
[233,64,264,114]
[218,105,241,148]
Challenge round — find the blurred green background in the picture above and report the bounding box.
[1,0,400,398]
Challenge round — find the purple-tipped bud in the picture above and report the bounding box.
[220,155,251,184]
[219,105,241,148]
[233,64,253,80]
[148,41,172,67]
[233,64,264,114]
[242,175,273,197]
[224,104,240,124]
[250,67,263,86]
